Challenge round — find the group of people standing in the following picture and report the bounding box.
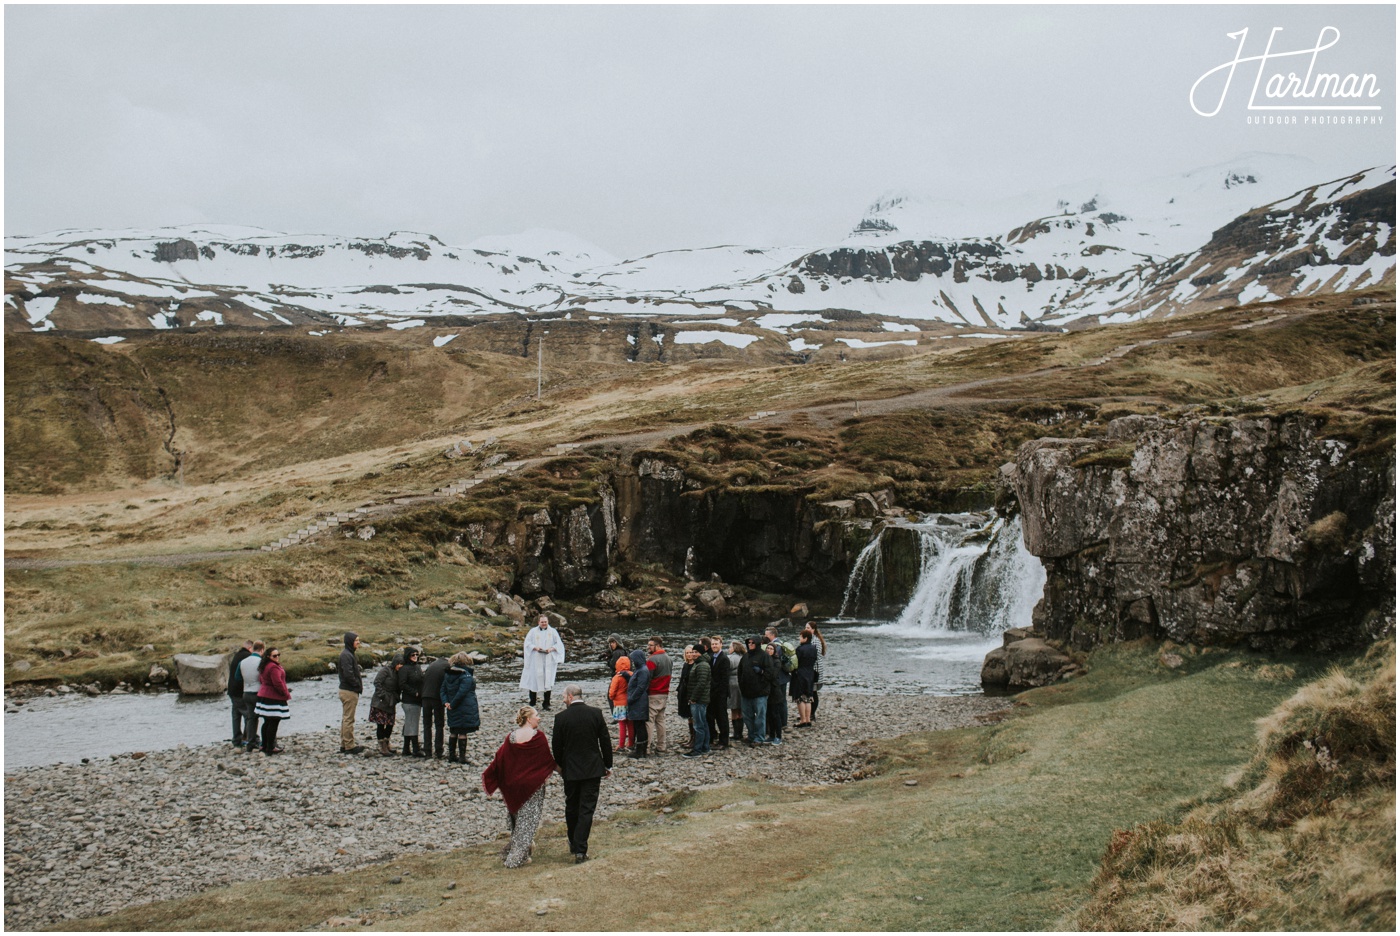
[226,639,293,754]
[224,615,828,870]
[603,622,827,757]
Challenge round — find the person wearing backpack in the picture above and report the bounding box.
[227,640,253,747]
[736,636,774,746]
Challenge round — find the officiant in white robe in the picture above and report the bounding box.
[520,614,565,710]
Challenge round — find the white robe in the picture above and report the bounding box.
[519,625,565,692]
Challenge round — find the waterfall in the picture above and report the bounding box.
[837,531,885,618]
[838,511,1046,636]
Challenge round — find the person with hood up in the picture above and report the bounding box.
[420,650,451,759]
[254,647,291,754]
[737,636,775,746]
[481,706,556,868]
[398,647,425,757]
[441,651,481,763]
[624,648,652,758]
[520,615,565,710]
[764,641,788,745]
[369,651,404,756]
[337,633,365,754]
[608,655,633,752]
[598,634,628,673]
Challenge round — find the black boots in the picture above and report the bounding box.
[447,736,467,763]
[543,691,552,711]
[732,717,745,743]
[401,737,412,757]
[410,737,423,757]
[627,741,648,759]
[528,690,553,710]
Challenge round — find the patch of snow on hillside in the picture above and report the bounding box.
[91,336,126,344]
[626,334,636,346]
[935,333,1006,339]
[674,331,760,348]
[269,311,294,325]
[676,318,740,326]
[387,319,426,330]
[76,293,128,306]
[880,321,921,332]
[24,296,59,325]
[835,337,917,348]
[433,334,458,347]
[195,310,224,325]
[148,312,175,329]
[789,337,821,351]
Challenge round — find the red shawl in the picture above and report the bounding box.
[481,729,556,814]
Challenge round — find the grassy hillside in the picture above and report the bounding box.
[57,640,1394,932]
[5,289,1394,689]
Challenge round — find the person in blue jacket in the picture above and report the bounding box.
[441,652,481,764]
[624,649,652,759]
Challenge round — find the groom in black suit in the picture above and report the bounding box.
[551,683,613,862]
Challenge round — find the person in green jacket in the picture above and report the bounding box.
[682,644,712,758]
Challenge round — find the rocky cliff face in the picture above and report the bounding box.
[1010,414,1395,651]
[465,455,881,605]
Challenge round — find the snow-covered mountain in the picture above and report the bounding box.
[5,157,1394,341]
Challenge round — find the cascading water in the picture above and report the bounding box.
[838,511,1046,637]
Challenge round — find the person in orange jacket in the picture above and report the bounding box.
[608,655,633,752]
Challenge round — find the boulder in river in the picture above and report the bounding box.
[172,653,232,695]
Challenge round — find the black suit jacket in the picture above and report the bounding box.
[552,700,613,781]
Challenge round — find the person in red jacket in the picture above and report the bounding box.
[254,648,292,755]
[644,637,672,755]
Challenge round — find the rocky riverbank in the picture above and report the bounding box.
[3,691,1008,929]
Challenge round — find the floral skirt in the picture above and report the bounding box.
[368,706,395,728]
[503,786,546,868]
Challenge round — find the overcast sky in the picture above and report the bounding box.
[4,4,1394,257]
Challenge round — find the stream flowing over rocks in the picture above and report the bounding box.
[2,692,1007,929]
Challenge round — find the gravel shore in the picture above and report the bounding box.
[3,691,1008,929]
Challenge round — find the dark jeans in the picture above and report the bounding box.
[563,776,602,857]
[421,699,446,755]
[242,692,261,746]
[231,694,250,743]
[689,702,710,753]
[376,723,393,740]
[740,695,767,743]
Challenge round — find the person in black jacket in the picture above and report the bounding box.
[337,633,365,755]
[420,652,450,759]
[551,683,613,862]
[705,636,732,749]
[228,640,253,747]
[736,636,774,746]
[399,647,424,757]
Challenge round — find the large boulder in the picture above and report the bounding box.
[981,637,1076,690]
[1011,414,1396,651]
[172,652,232,695]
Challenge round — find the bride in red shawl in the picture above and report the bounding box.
[482,706,557,867]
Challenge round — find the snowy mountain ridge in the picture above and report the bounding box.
[5,156,1394,340]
